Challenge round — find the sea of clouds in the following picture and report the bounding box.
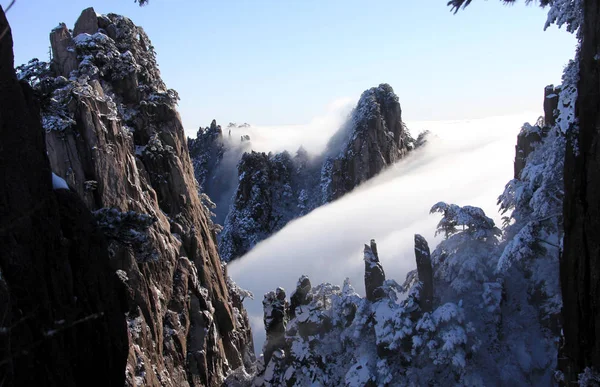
[224,106,535,354]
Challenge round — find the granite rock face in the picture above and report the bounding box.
[49,23,78,78]
[0,6,127,386]
[513,86,559,179]
[16,8,254,386]
[262,288,288,366]
[364,240,386,302]
[73,7,99,37]
[323,83,410,202]
[414,234,433,313]
[210,84,413,262]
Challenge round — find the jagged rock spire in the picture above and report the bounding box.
[263,287,289,365]
[543,85,559,127]
[414,234,434,312]
[49,23,78,77]
[364,240,386,302]
[370,238,379,258]
[289,275,312,319]
[73,7,99,36]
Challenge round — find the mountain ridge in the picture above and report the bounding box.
[190,83,417,262]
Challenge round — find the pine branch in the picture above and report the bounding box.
[447,0,550,14]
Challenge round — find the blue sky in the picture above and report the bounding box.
[5,0,576,132]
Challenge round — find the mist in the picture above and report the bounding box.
[223,97,355,155]
[199,97,355,224]
[226,112,535,354]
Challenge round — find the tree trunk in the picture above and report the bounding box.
[560,0,600,382]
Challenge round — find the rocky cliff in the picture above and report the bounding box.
[209,84,414,261]
[15,8,253,386]
[0,7,128,386]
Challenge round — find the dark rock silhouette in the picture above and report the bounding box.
[263,288,288,365]
[289,275,312,319]
[514,86,558,179]
[561,1,600,382]
[414,234,434,313]
[73,7,98,36]
[0,6,127,386]
[543,85,560,127]
[364,240,386,302]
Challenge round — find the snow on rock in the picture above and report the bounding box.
[17,8,255,386]
[51,172,69,190]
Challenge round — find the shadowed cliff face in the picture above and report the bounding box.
[0,6,127,386]
[561,0,600,382]
[15,7,254,386]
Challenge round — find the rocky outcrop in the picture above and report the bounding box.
[73,7,98,37]
[188,119,225,192]
[414,234,433,313]
[0,6,127,386]
[18,8,253,386]
[514,123,545,179]
[289,275,312,320]
[262,288,288,365]
[544,84,560,127]
[561,0,600,382]
[214,84,413,261]
[49,23,78,77]
[364,240,386,302]
[253,239,462,386]
[514,85,559,179]
[323,84,410,201]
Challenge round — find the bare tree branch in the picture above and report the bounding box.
[0,1,16,41]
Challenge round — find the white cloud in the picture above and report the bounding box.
[225,97,355,155]
[226,112,535,354]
